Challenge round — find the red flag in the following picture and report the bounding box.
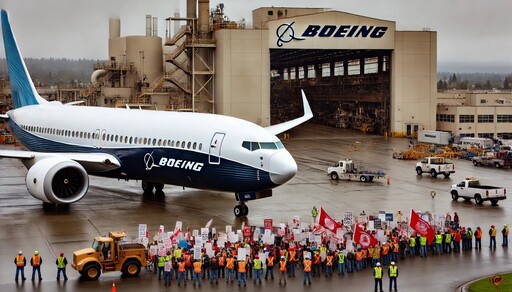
[353,224,378,248]
[311,224,325,235]
[409,209,435,244]
[318,207,342,233]
[170,228,181,242]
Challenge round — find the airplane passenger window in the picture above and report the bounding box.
[163,140,167,147]
[152,139,157,146]
[193,142,197,149]
[143,138,147,145]
[115,135,119,142]
[251,142,260,151]
[181,141,185,148]
[187,142,191,149]
[129,137,133,144]
[79,132,83,139]
[242,141,251,150]
[171,141,175,147]
[124,136,128,143]
[158,139,162,146]
[176,141,180,147]
[199,143,202,150]
[134,137,138,144]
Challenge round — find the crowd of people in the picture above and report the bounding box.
[147,212,509,291]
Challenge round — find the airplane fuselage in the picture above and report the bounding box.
[6,103,297,192]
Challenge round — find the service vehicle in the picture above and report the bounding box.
[452,137,494,151]
[472,151,512,168]
[417,130,452,145]
[450,177,507,205]
[71,231,147,280]
[327,159,386,182]
[415,157,455,178]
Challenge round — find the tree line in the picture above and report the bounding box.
[438,72,512,91]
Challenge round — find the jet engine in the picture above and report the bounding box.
[26,157,89,204]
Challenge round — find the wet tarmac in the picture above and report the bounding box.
[1,123,511,292]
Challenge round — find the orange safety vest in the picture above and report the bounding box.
[193,261,202,273]
[32,256,40,267]
[355,251,362,261]
[184,254,191,267]
[280,250,286,258]
[393,244,399,253]
[226,258,235,269]
[178,262,186,272]
[279,260,287,272]
[326,255,333,266]
[475,229,482,239]
[361,249,368,258]
[267,256,274,267]
[289,250,296,262]
[367,247,374,258]
[382,245,389,255]
[218,256,225,267]
[238,261,246,273]
[16,255,25,267]
[313,254,321,264]
[303,259,312,272]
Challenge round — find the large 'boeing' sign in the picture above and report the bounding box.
[275,22,389,48]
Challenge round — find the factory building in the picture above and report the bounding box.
[437,91,512,139]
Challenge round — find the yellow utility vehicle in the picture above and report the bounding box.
[71,231,147,280]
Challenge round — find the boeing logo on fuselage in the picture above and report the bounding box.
[158,157,204,172]
[275,23,388,47]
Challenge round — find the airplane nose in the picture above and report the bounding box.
[269,150,298,185]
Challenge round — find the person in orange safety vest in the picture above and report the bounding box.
[14,250,26,282]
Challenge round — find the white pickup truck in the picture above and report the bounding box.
[450,178,507,205]
[415,157,455,178]
[327,159,386,182]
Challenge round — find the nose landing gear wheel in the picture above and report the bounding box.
[234,204,249,217]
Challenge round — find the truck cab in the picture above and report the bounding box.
[450,177,507,205]
[415,157,455,178]
[72,231,147,280]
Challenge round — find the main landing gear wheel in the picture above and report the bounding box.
[234,204,249,217]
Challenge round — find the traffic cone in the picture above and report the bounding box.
[112,281,116,292]
[387,176,390,185]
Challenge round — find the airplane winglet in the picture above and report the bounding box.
[265,90,313,135]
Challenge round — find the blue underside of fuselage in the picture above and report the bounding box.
[8,120,275,192]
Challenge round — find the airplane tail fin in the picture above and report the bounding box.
[1,10,47,109]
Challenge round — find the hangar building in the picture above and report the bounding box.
[214,7,437,136]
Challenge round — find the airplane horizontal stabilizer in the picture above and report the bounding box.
[265,90,313,135]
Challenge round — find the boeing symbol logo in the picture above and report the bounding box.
[144,152,161,171]
[276,22,305,47]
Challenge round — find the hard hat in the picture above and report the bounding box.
[255,255,259,259]
[305,255,310,259]
[376,262,381,266]
[60,252,64,256]
[505,224,507,227]
[18,251,22,255]
[167,251,171,255]
[34,251,39,255]
[391,261,395,265]
[492,225,495,228]
[281,256,285,259]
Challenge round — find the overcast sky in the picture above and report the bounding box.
[1,0,511,72]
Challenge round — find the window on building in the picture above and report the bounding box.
[437,114,455,122]
[334,61,344,76]
[282,69,289,81]
[348,59,360,75]
[497,132,512,139]
[478,133,493,138]
[307,65,315,79]
[497,115,512,123]
[298,66,304,79]
[290,67,296,80]
[364,57,378,74]
[460,133,475,137]
[477,115,494,123]
[322,63,330,77]
[382,56,389,72]
[459,115,474,123]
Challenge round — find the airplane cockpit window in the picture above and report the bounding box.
[251,142,260,151]
[276,141,285,149]
[242,141,251,150]
[260,142,278,150]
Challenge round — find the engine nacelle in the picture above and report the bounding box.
[26,157,89,204]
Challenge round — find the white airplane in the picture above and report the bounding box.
[0,10,312,217]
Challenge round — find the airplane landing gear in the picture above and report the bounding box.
[234,202,249,217]
[142,181,165,198]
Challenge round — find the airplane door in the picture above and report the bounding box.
[209,132,225,164]
[99,129,106,148]
[93,129,101,148]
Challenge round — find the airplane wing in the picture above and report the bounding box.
[0,149,121,172]
[265,90,313,135]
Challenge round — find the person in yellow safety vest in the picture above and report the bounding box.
[445,231,452,253]
[287,248,297,277]
[419,235,427,257]
[489,225,497,249]
[278,256,287,285]
[325,252,334,277]
[388,261,398,291]
[237,259,247,286]
[373,262,383,292]
[253,254,262,284]
[435,231,443,255]
[174,247,182,260]
[157,253,166,280]
[265,253,275,280]
[30,251,42,281]
[372,245,380,267]
[409,236,416,256]
[225,255,235,283]
[55,252,68,281]
[177,258,187,286]
[192,259,202,287]
[14,250,26,282]
[303,255,312,285]
[502,224,509,247]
